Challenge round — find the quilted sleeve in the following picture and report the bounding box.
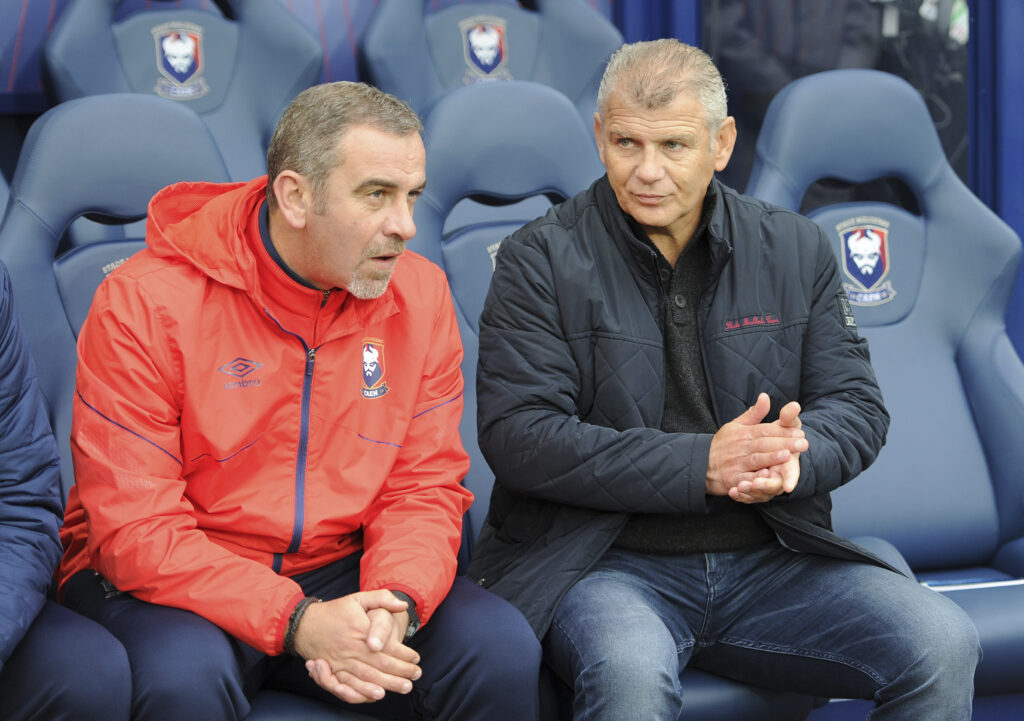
[0,265,63,670]
[477,232,711,515]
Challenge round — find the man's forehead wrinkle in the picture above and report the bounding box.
[605,112,703,141]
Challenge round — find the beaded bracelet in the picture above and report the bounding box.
[284,596,323,656]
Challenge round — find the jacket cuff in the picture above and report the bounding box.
[690,432,714,510]
[276,591,307,656]
[389,589,421,639]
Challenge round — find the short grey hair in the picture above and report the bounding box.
[266,81,422,212]
[597,39,728,138]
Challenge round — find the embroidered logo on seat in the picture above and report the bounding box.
[487,241,502,270]
[361,339,389,399]
[152,22,210,100]
[460,16,512,83]
[837,216,896,306]
[100,257,129,276]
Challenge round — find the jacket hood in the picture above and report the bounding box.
[145,177,267,292]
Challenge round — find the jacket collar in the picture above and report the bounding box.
[247,199,399,347]
[595,175,731,278]
[146,179,400,345]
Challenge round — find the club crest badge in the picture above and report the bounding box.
[460,16,513,83]
[152,21,210,100]
[837,216,897,306]
[361,339,389,399]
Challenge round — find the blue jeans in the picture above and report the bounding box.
[63,554,541,721]
[545,544,980,721]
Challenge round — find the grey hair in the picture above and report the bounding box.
[597,39,728,138]
[266,81,422,213]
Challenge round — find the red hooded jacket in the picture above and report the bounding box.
[59,178,472,655]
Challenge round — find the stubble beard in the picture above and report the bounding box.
[346,260,394,299]
[345,240,404,300]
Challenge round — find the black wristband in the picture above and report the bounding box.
[284,596,322,656]
[390,590,420,639]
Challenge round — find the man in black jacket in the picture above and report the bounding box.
[468,39,979,720]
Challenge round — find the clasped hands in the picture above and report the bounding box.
[293,590,421,704]
[706,392,807,503]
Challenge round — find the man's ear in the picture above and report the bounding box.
[272,171,310,230]
[594,111,606,167]
[714,116,737,172]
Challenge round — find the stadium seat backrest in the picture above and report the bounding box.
[411,80,603,549]
[271,0,376,83]
[360,0,622,122]
[746,69,1024,573]
[44,0,321,181]
[0,93,231,500]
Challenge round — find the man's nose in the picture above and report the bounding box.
[385,201,417,241]
[635,150,664,184]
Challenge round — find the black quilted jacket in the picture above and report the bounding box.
[467,176,893,638]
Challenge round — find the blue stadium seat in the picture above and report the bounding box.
[43,0,321,181]
[359,0,622,122]
[0,89,383,721]
[276,0,519,86]
[746,68,1024,715]
[411,77,818,721]
[271,0,377,84]
[0,93,230,498]
[114,0,218,20]
[412,79,604,549]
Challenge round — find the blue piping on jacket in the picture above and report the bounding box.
[77,391,182,465]
[412,392,462,419]
[189,436,261,464]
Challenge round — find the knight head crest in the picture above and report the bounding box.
[363,344,380,378]
[161,32,197,77]
[837,217,897,306]
[842,224,889,290]
[151,21,209,99]
[469,25,502,68]
[460,16,509,77]
[361,341,388,397]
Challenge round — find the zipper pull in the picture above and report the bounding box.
[306,347,316,376]
[321,289,330,308]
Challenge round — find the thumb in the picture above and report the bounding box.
[357,589,411,614]
[735,392,771,426]
[778,400,802,428]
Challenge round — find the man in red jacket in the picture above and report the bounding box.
[58,81,540,720]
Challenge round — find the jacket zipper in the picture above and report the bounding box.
[273,345,317,573]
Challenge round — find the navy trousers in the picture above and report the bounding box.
[0,600,131,721]
[63,554,541,721]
